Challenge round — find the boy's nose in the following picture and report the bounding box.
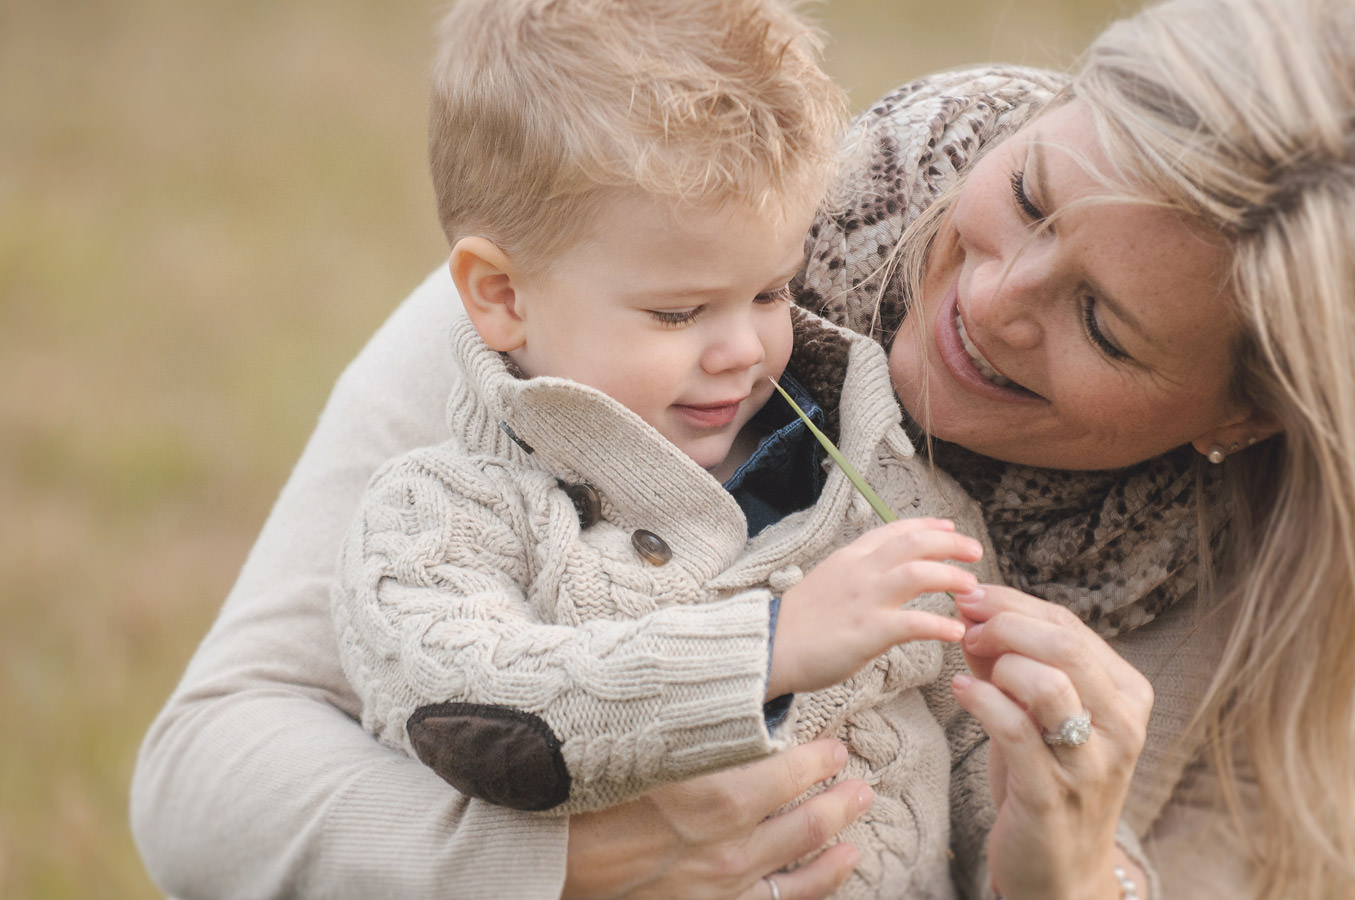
[704,320,767,373]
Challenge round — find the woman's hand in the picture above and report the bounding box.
[563,739,872,900]
[950,585,1154,900]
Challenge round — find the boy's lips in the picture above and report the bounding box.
[672,397,746,428]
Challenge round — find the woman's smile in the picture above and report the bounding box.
[938,287,1040,400]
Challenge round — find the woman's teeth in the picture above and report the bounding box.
[955,310,1015,388]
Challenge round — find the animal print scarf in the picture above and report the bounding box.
[796,66,1224,637]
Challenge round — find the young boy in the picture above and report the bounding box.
[333,1,995,896]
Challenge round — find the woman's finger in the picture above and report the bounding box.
[958,587,1149,709]
[736,739,853,818]
[988,651,1085,737]
[950,670,1072,793]
[738,844,861,900]
[745,779,873,878]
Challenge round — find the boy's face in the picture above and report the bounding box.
[507,191,814,474]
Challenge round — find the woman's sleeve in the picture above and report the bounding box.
[129,268,570,899]
[1140,753,1259,897]
[334,451,780,816]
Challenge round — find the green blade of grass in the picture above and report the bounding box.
[771,378,897,523]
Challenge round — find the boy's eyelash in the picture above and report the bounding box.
[648,286,789,327]
[1081,296,1129,361]
[649,307,702,327]
[1010,169,1045,221]
[756,285,793,304]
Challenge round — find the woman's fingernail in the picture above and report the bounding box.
[964,622,984,645]
[954,587,985,604]
[857,785,874,810]
[952,673,975,690]
[833,742,848,767]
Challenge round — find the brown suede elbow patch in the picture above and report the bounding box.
[406,702,571,811]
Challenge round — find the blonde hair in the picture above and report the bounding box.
[878,1,1354,894]
[1075,1,1355,896]
[427,0,846,272]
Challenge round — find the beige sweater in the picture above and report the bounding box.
[333,307,998,899]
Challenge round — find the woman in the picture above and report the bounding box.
[131,0,1355,897]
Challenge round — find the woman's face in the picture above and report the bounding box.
[890,100,1262,471]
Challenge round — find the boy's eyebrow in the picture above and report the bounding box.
[636,257,805,300]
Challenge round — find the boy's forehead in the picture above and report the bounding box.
[543,189,813,292]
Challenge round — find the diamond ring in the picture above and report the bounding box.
[1042,710,1092,747]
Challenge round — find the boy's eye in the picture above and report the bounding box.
[648,307,702,327]
[755,285,792,304]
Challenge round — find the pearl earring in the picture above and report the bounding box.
[1206,445,1227,465]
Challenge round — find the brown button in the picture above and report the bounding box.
[631,529,672,565]
[559,481,601,528]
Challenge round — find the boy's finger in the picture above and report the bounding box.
[888,560,980,598]
[884,609,966,644]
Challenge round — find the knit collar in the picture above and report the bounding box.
[442,305,897,586]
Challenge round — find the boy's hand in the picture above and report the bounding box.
[767,518,980,699]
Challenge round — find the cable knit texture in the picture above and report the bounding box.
[333,305,998,899]
[796,66,1250,899]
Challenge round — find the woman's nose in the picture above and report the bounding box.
[966,252,1048,351]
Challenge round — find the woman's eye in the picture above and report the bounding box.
[755,285,792,305]
[1009,169,1046,221]
[1081,296,1130,361]
[648,307,702,327]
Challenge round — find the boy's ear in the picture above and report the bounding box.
[449,236,527,352]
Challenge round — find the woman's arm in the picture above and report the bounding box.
[131,267,869,898]
[130,267,579,897]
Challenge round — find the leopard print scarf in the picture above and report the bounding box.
[797,67,1224,638]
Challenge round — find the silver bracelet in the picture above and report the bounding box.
[1114,865,1141,900]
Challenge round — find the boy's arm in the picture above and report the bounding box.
[130,270,573,899]
[335,450,783,815]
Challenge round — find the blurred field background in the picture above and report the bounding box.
[1,0,1125,896]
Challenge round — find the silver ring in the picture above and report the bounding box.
[765,876,782,900]
[1042,709,1092,747]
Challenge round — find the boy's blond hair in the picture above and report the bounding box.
[428,0,846,272]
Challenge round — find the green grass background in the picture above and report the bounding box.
[1,0,1125,895]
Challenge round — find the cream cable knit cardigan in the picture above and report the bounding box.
[333,306,997,900]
